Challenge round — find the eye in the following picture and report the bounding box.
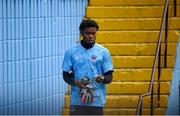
[85,32,96,36]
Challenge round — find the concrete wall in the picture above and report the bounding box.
[0,0,87,115]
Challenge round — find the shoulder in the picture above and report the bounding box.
[65,42,81,54]
[95,43,110,54]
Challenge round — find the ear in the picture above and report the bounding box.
[80,34,83,40]
[80,30,83,34]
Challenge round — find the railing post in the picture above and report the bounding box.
[158,44,161,107]
[139,101,142,115]
[151,85,154,115]
[136,95,143,115]
[87,0,90,5]
[164,4,169,68]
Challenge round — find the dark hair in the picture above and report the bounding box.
[79,19,99,32]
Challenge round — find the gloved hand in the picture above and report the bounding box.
[76,76,94,104]
[80,88,93,104]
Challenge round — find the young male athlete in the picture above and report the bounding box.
[62,19,114,115]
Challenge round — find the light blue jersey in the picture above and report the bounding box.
[62,42,113,107]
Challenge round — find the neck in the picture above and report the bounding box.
[81,40,95,49]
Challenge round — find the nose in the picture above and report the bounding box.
[89,33,94,38]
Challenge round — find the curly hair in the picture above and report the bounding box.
[79,19,99,32]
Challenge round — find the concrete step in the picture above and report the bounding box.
[94,18,180,30]
[64,95,168,108]
[103,43,177,56]
[67,82,170,94]
[107,82,169,94]
[99,108,166,115]
[113,68,172,82]
[96,31,179,43]
[86,6,180,18]
[112,56,175,68]
[89,0,180,6]
[62,108,166,115]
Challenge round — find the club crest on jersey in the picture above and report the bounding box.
[90,55,97,61]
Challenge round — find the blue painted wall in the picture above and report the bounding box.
[167,31,180,114]
[0,0,87,115]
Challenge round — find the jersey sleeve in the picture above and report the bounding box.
[102,50,114,73]
[62,50,73,72]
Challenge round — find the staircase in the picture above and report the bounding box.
[62,0,180,115]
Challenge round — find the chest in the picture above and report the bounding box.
[72,49,103,65]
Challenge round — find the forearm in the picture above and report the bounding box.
[63,70,113,86]
[63,71,75,86]
[102,70,113,84]
[63,71,86,88]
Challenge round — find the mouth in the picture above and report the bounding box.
[89,40,95,43]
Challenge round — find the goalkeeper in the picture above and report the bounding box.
[62,19,114,115]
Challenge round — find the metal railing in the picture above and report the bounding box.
[136,0,177,115]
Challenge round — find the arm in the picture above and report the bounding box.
[63,71,86,88]
[63,71,75,86]
[96,70,113,84]
[102,70,113,84]
[96,49,114,84]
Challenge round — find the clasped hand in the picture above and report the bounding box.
[95,75,104,83]
[75,75,104,88]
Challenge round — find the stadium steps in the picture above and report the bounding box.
[62,0,180,115]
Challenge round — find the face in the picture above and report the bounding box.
[81,27,97,45]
